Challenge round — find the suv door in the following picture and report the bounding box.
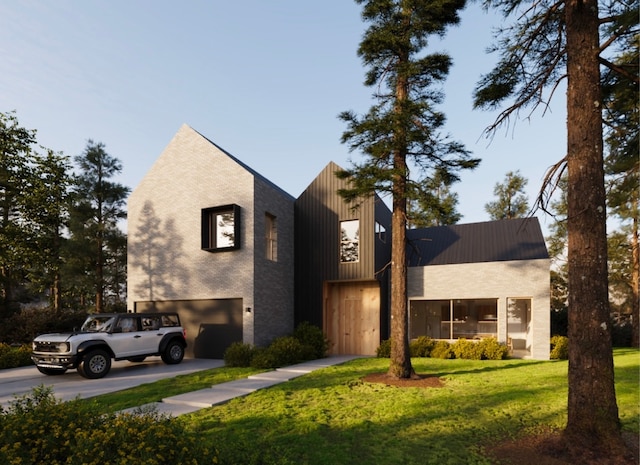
[109,315,146,357]
[137,315,165,354]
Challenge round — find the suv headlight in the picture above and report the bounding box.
[57,342,70,353]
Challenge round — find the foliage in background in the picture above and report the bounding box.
[0,343,31,369]
[0,385,218,465]
[0,112,129,317]
[484,170,529,220]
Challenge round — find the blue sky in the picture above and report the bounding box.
[0,1,567,234]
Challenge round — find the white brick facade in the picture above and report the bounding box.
[127,124,294,348]
[408,258,551,359]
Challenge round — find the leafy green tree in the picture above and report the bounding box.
[0,111,37,315]
[21,149,72,313]
[408,169,462,227]
[484,170,528,220]
[473,0,637,457]
[339,0,480,378]
[68,141,129,313]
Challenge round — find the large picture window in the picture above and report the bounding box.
[410,299,497,340]
[201,204,241,252]
[340,219,359,263]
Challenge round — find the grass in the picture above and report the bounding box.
[83,366,265,414]
[86,349,639,465]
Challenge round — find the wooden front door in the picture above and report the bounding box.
[325,281,380,355]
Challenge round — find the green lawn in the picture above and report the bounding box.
[90,349,640,465]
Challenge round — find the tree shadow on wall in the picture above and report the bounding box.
[129,201,189,301]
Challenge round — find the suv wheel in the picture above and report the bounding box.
[161,340,185,365]
[37,366,67,376]
[78,349,111,379]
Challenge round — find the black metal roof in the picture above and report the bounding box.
[406,217,549,266]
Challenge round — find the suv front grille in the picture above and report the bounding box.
[33,341,63,353]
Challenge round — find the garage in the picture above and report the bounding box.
[135,298,243,359]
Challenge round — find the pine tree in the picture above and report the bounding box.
[484,170,529,220]
[339,0,480,378]
[473,0,637,458]
[69,141,129,313]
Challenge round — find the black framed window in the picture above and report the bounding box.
[201,204,241,252]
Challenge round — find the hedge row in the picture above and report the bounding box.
[224,322,329,368]
[0,343,32,369]
[376,336,510,360]
[0,385,218,465]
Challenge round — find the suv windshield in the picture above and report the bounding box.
[81,315,115,333]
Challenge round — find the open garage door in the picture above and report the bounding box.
[136,298,243,359]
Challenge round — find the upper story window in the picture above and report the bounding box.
[265,213,277,261]
[201,204,241,252]
[340,219,359,263]
[375,221,386,243]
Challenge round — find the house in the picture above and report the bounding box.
[127,125,551,360]
[127,125,295,358]
[406,219,551,360]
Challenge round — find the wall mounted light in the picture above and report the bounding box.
[245,307,252,313]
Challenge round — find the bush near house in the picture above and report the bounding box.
[377,337,509,360]
[0,385,218,465]
[223,322,329,369]
[550,335,569,360]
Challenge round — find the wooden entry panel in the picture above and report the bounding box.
[325,282,380,355]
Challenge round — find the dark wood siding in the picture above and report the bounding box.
[294,162,391,330]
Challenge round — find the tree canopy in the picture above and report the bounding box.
[340,0,480,378]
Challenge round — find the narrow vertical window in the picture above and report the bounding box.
[340,219,359,263]
[265,213,277,261]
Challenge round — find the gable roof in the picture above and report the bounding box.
[406,217,549,266]
[188,125,296,201]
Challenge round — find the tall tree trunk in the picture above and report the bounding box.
[387,22,414,378]
[388,151,413,378]
[631,208,639,348]
[564,0,623,453]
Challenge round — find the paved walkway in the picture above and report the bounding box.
[120,355,361,417]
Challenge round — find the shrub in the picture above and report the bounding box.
[430,340,454,359]
[0,307,86,345]
[0,343,32,369]
[452,339,483,360]
[224,342,257,367]
[250,336,307,369]
[0,386,218,464]
[293,322,329,359]
[409,336,435,357]
[476,337,509,360]
[376,339,391,358]
[550,335,569,360]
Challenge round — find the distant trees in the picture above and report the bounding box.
[408,170,462,228]
[0,111,128,316]
[339,0,480,379]
[69,141,129,313]
[484,170,528,220]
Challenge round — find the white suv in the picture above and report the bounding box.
[31,312,187,379]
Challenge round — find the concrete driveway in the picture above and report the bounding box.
[0,357,224,409]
